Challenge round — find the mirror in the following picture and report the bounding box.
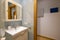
[6,0,22,21]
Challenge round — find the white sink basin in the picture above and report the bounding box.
[5,26,28,36]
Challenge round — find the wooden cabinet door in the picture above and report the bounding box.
[14,30,28,40]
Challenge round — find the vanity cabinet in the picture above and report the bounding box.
[14,30,28,40]
[5,27,28,40]
[5,30,28,40]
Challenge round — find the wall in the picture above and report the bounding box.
[0,0,5,37]
[22,0,34,31]
[10,0,34,40]
[22,0,34,40]
[37,0,60,40]
[0,0,5,28]
[14,0,23,5]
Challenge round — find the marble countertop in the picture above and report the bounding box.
[5,26,28,36]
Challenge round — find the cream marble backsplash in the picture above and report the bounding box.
[0,0,5,28]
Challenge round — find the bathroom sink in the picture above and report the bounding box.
[5,26,28,36]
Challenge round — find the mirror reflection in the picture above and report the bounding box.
[8,2,17,19]
[7,1,22,21]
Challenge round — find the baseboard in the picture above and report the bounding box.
[37,35,55,40]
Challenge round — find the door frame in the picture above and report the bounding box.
[34,0,37,40]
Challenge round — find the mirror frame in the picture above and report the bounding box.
[5,0,22,21]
